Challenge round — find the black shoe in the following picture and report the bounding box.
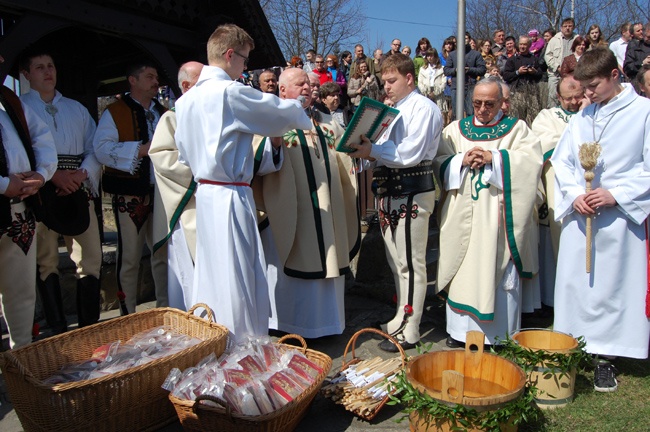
[594,360,618,392]
[446,336,465,349]
[378,338,416,353]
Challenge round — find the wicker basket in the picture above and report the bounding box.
[326,327,407,421]
[170,334,332,432]
[0,303,228,432]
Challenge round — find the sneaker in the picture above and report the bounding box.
[594,361,618,392]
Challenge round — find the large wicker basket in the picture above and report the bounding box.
[0,304,228,432]
[170,334,332,432]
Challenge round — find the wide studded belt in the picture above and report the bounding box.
[373,160,435,197]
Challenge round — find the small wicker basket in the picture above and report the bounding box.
[0,303,228,432]
[324,327,407,421]
[169,333,332,432]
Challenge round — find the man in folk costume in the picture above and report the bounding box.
[0,70,57,348]
[349,53,442,352]
[552,48,650,392]
[531,75,584,308]
[434,76,542,347]
[150,61,203,311]
[94,62,168,314]
[252,68,359,338]
[174,24,311,344]
[20,50,102,332]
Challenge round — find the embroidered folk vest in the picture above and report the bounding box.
[101,95,166,196]
[0,87,37,228]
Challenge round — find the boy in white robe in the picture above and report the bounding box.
[552,47,650,392]
[174,24,311,344]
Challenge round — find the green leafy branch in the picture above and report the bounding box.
[494,334,591,378]
[387,369,540,432]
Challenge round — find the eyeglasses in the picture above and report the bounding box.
[223,50,249,66]
[472,100,497,109]
[315,60,324,64]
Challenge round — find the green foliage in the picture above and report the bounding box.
[387,369,540,432]
[494,334,592,377]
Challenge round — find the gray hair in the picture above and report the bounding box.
[474,75,504,100]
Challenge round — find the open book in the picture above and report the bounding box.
[336,97,400,153]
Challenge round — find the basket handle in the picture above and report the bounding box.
[277,334,308,354]
[341,327,407,370]
[193,394,232,420]
[0,351,40,385]
[186,303,215,323]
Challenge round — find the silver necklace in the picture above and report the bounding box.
[45,103,58,131]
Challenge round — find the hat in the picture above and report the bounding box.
[528,29,539,36]
[30,182,90,236]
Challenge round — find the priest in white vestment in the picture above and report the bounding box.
[531,76,584,307]
[434,76,542,346]
[552,49,650,363]
[150,61,203,311]
[174,24,311,344]
[253,68,359,338]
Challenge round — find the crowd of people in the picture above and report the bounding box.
[2,19,650,397]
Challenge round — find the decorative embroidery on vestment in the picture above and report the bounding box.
[471,167,489,200]
[0,211,35,255]
[459,115,517,141]
[320,126,336,149]
[115,195,152,233]
[283,130,300,147]
[554,109,573,124]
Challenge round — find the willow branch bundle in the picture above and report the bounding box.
[578,142,602,273]
[321,356,403,416]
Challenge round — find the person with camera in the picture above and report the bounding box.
[347,60,380,109]
[503,36,543,90]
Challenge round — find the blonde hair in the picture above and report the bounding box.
[207,24,254,64]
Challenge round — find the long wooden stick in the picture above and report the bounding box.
[579,142,601,273]
[585,179,593,273]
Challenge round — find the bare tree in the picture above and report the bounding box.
[467,0,640,43]
[261,0,366,61]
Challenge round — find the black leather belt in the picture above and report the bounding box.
[373,160,435,197]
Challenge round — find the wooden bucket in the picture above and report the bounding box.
[511,329,578,410]
[406,331,526,432]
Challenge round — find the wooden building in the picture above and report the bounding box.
[0,0,283,116]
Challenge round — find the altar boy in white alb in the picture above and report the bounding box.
[174,24,311,344]
[552,47,650,393]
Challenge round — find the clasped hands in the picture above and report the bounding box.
[573,188,616,215]
[462,146,492,169]
[4,171,45,200]
[51,169,87,196]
